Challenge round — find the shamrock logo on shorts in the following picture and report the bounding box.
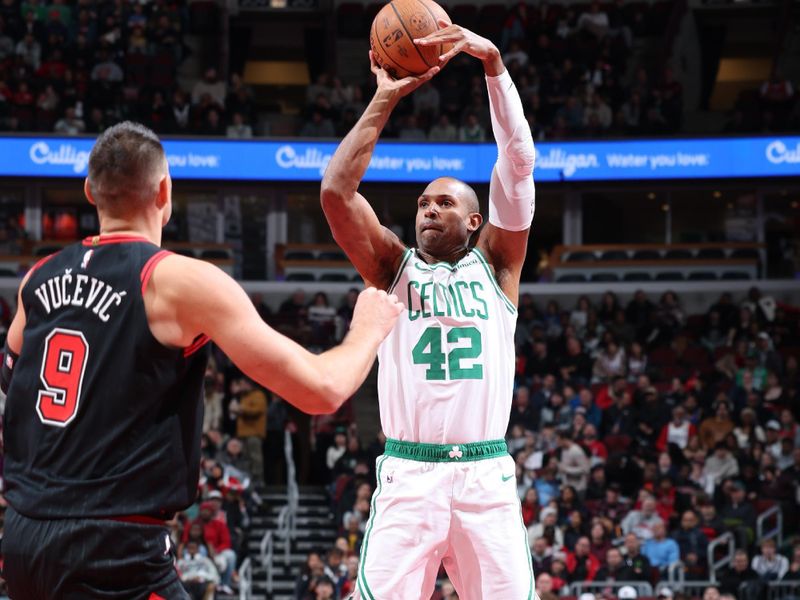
[449,445,463,460]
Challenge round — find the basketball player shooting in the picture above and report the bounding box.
[321,22,537,600]
[0,122,402,598]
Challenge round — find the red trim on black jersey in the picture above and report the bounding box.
[82,234,151,247]
[184,334,210,358]
[27,252,58,277]
[105,514,169,526]
[140,250,173,296]
[148,594,166,600]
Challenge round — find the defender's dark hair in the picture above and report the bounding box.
[87,121,166,212]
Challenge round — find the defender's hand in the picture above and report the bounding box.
[350,287,403,343]
[414,21,503,74]
[370,50,439,98]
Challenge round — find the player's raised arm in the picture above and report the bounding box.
[146,255,402,414]
[320,53,438,289]
[417,24,535,305]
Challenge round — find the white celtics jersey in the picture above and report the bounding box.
[376,247,518,444]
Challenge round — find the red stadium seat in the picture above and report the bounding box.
[649,347,677,366]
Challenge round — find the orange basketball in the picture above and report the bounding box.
[370,0,452,79]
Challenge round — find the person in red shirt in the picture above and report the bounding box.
[581,423,608,463]
[657,405,697,452]
[183,502,236,594]
[566,536,601,582]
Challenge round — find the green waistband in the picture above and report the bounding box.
[384,439,508,463]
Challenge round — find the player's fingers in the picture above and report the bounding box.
[414,27,459,45]
[438,40,466,63]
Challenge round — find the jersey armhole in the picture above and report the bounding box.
[140,250,173,296]
[387,248,412,294]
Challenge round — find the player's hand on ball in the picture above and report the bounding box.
[414,20,500,66]
[370,50,439,98]
[351,287,403,341]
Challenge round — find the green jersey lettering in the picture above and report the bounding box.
[407,281,421,321]
[470,281,489,320]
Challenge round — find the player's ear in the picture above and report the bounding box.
[467,211,483,233]
[155,173,170,210]
[84,178,96,206]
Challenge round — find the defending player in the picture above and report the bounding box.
[1,122,402,598]
[321,22,536,600]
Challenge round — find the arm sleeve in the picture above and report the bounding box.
[486,69,536,232]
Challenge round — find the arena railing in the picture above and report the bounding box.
[756,505,783,548]
[657,580,716,597]
[568,581,654,597]
[283,428,299,557]
[259,530,274,594]
[708,532,735,583]
[238,557,252,600]
[766,580,800,599]
[667,560,686,587]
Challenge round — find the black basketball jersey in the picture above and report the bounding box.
[3,234,210,519]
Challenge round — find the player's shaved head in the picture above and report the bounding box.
[87,121,167,215]
[426,177,480,214]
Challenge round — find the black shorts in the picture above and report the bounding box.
[2,506,190,600]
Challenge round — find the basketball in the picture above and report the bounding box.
[370,0,452,79]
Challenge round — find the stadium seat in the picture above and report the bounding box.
[730,248,759,260]
[664,249,693,260]
[623,272,651,282]
[200,249,231,260]
[687,272,717,281]
[286,272,316,281]
[284,250,315,261]
[590,273,619,282]
[601,250,629,261]
[632,249,661,260]
[721,271,751,280]
[654,272,684,281]
[565,251,595,262]
[696,248,725,260]
[556,274,587,283]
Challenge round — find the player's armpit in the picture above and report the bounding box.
[319,188,406,289]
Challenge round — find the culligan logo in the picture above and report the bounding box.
[29,141,90,173]
[535,147,599,177]
[275,145,331,175]
[765,140,800,164]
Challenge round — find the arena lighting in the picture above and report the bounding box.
[647,192,656,200]
[2,135,799,182]
[713,191,722,198]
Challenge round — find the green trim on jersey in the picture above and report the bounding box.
[384,438,508,462]
[387,249,412,294]
[519,503,535,599]
[471,247,517,315]
[358,455,388,600]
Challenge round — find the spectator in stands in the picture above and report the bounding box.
[593,339,626,382]
[535,572,559,600]
[531,536,553,574]
[178,540,219,600]
[576,2,609,40]
[458,113,485,141]
[566,536,600,582]
[657,405,696,452]
[15,32,40,69]
[621,496,661,540]
[699,401,735,451]
[702,586,721,600]
[703,442,740,488]
[226,112,253,138]
[626,291,655,341]
[623,533,652,582]
[672,510,708,569]
[428,114,457,142]
[192,67,226,108]
[412,82,439,119]
[752,538,789,581]
[528,505,564,550]
[595,547,633,583]
[509,385,539,432]
[398,115,426,141]
[783,545,800,581]
[171,90,192,133]
[186,501,236,594]
[203,359,224,433]
[90,49,123,83]
[53,105,84,135]
[732,407,765,450]
[542,391,572,430]
[720,480,756,543]
[233,377,267,488]
[300,109,335,137]
[719,549,760,597]
[642,519,679,571]
[560,337,592,386]
[295,551,326,599]
[557,430,591,495]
